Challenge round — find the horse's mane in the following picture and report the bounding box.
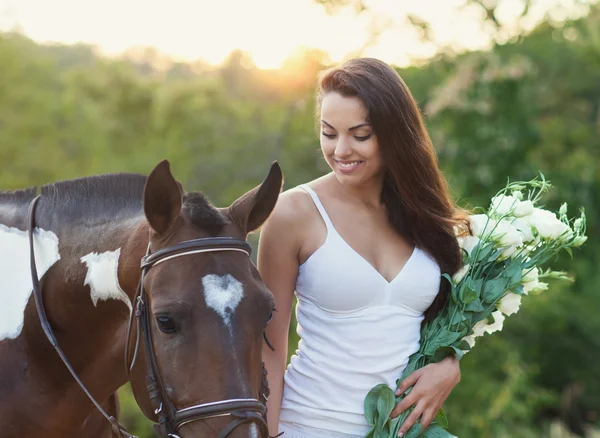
[0,187,37,205]
[0,173,229,231]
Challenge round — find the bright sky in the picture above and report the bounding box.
[0,0,594,69]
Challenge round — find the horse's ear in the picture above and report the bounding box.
[143,160,183,235]
[228,161,283,235]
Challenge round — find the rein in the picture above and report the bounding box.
[27,195,274,438]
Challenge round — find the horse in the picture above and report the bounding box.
[0,160,283,438]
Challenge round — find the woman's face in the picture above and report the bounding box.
[319,92,383,187]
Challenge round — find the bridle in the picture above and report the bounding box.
[27,196,275,438]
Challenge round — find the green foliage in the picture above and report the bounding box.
[1,5,599,437]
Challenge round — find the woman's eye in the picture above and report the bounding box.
[355,134,373,142]
[155,315,177,334]
[321,132,336,139]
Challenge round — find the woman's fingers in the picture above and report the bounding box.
[390,391,417,418]
[395,369,422,396]
[397,402,424,437]
[419,408,436,431]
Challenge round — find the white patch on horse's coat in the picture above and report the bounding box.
[202,274,251,398]
[80,249,132,312]
[0,224,61,340]
[202,274,244,329]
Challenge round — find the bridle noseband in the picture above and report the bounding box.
[27,196,274,438]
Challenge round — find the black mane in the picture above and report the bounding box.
[39,173,148,226]
[0,187,37,205]
[183,192,230,231]
[0,173,229,231]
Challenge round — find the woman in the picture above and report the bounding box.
[258,57,467,438]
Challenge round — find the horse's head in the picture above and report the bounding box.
[128,160,282,438]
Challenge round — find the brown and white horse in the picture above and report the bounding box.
[0,160,283,438]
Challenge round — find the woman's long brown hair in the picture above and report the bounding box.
[317,57,469,321]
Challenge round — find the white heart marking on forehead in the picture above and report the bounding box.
[202,274,244,329]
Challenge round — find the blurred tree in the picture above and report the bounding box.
[0,4,599,436]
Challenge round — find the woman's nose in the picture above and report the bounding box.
[334,137,352,157]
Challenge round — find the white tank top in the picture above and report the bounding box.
[279,185,441,435]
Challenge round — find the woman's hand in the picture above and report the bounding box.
[390,356,461,437]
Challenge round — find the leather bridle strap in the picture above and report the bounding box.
[141,237,252,269]
[28,194,270,438]
[27,195,136,438]
[174,399,266,428]
[130,237,270,438]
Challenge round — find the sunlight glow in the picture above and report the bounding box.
[0,0,594,69]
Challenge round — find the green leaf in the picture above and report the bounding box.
[458,278,482,303]
[365,425,376,438]
[456,339,471,351]
[442,273,459,303]
[464,298,485,312]
[503,258,524,286]
[423,330,462,356]
[565,246,573,258]
[449,311,467,326]
[400,355,423,381]
[405,423,423,438]
[376,385,396,424]
[434,408,449,428]
[481,277,506,303]
[473,243,495,262]
[421,424,457,437]
[364,384,388,425]
[432,346,464,362]
[389,415,403,438]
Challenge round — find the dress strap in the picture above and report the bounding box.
[299,185,335,231]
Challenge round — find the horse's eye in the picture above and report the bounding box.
[155,315,177,334]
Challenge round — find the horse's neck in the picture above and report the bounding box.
[1,203,148,436]
[24,216,147,410]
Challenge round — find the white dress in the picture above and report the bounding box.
[278,185,441,437]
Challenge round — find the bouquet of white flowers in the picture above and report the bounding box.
[364,175,588,438]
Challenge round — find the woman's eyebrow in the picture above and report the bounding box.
[348,123,370,131]
[321,120,371,131]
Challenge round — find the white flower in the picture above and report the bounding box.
[528,208,573,241]
[453,264,470,284]
[500,244,520,260]
[490,194,534,218]
[522,267,539,284]
[469,214,495,238]
[571,235,588,247]
[490,194,520,216]
[469,215,524,254]
[514,200,534,217]
[484,311,505,334]
[522,267,541,295]
[559,202,568,218]
[457,235,480,256]
[463,334,477,349]
[497,292,522,316]
[472,319,488,337]
[494,220,524,259]
[573,218,584,233]
[530,281,548,294]
[511,217,535,243]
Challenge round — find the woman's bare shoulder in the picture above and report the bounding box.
[266,186,315,230]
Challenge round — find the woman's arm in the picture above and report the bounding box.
[390,356,461,436]
[257,191,303,435]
